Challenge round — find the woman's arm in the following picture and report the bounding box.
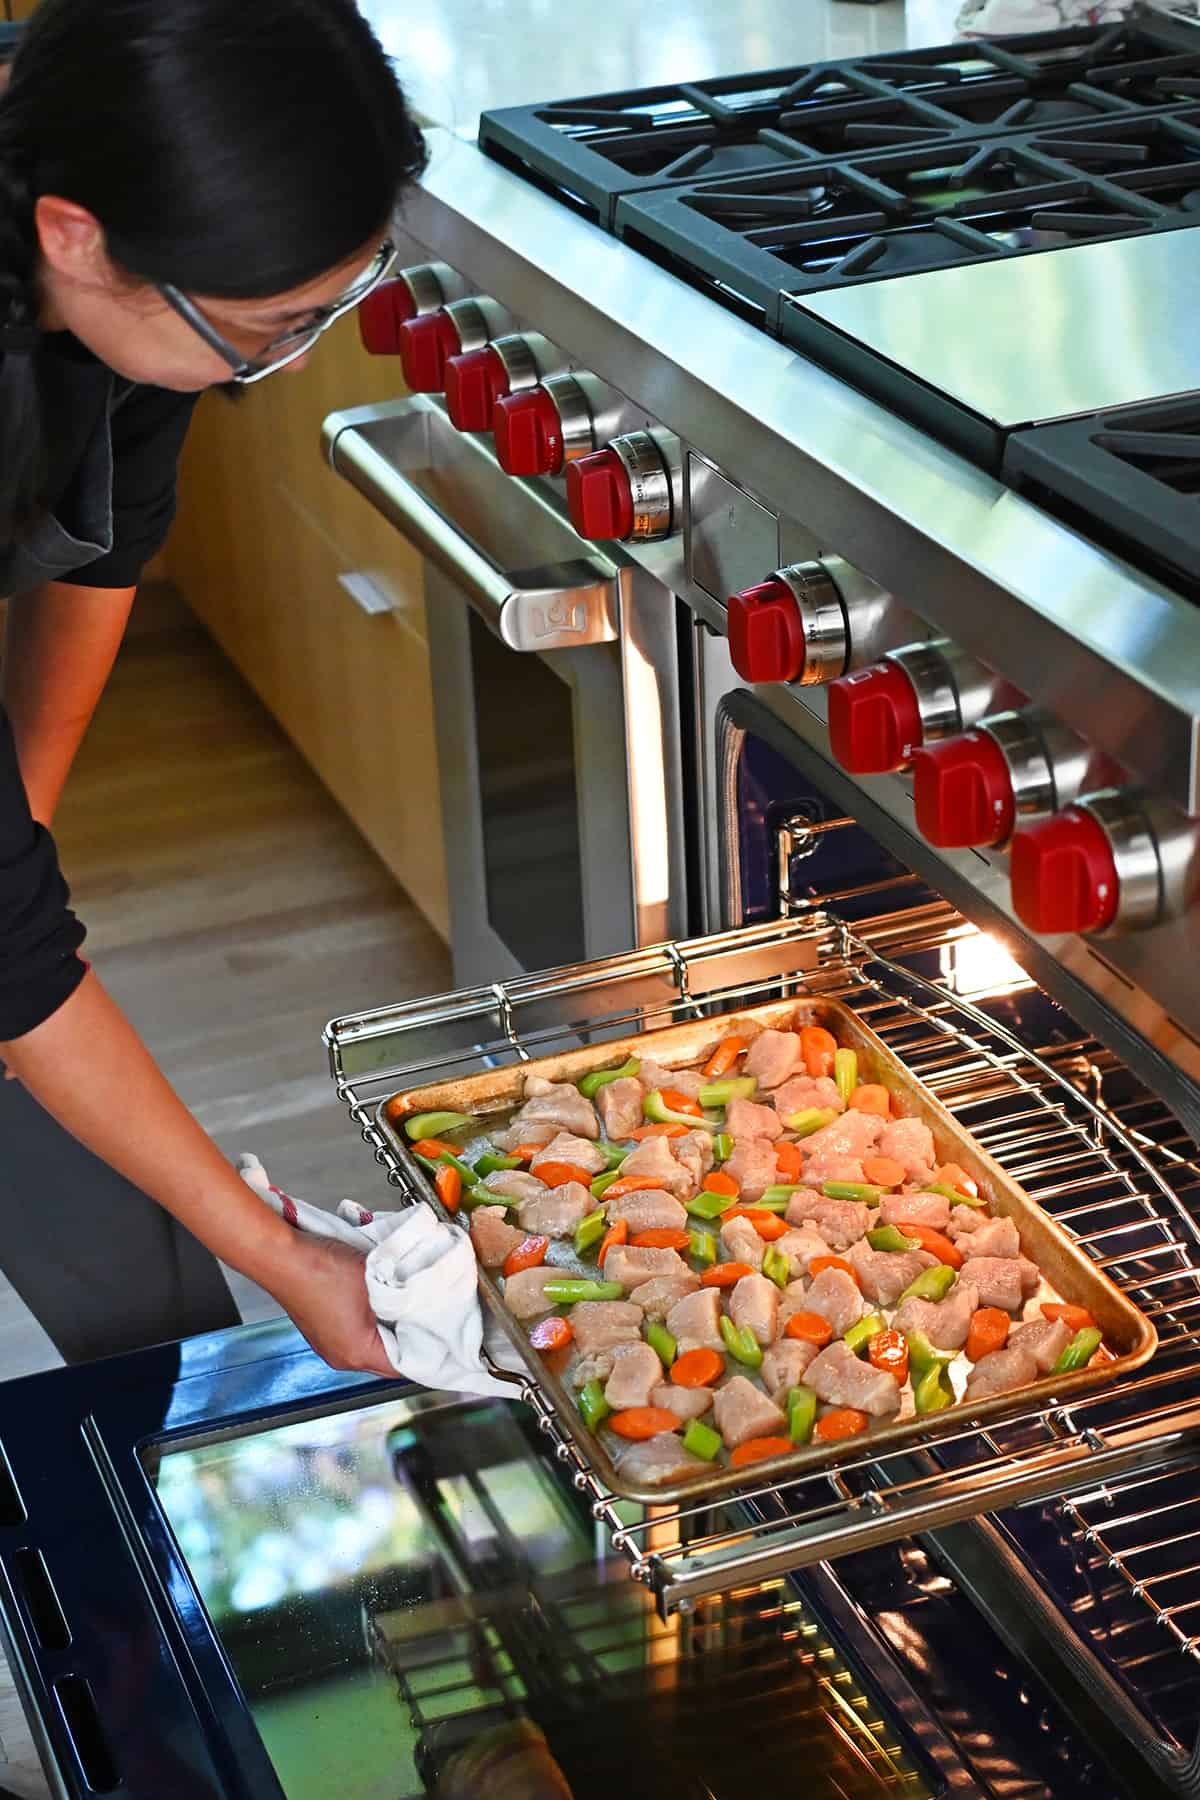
[1,580,136,824]
[1,971,395,1374]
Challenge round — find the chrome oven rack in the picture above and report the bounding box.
[325,910,1200,1734]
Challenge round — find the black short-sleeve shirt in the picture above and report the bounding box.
[0,334,198,1040]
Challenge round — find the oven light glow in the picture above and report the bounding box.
[940,931,1032,997]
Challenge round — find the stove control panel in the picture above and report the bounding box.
[396,296,509,394]
[725,560,867,687]
[827,642,1014,775]
[567,432,677,543]
[357,263,448,355]
[911,710,1095,849]
[493,373,602,477]
[444,333,555,432]
[1009,791,1199,937]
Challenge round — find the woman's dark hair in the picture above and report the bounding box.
[0,0,427,535]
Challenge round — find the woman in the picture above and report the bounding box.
[0,0,427,1373]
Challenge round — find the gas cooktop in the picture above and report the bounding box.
[479,14,1200,591]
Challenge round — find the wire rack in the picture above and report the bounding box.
[325,907,1200,1647]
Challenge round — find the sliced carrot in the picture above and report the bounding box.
[868,1328,909,1385]
[965,1307,1010,1363]
[935,1162,980,1199]
[502,1234,549,1277]
[784,1311,834,1346]
[705,1170,740,1197]
[529,1316,573,1353]
[670,1347,724,1388]
[751,1214,788,1241]
[702,1034,747,1079]
[434,1164,462,1214]
[774,1141,805,1182]
[660,1088,704,1117]
[598,1175,652,1202]
[814,1407,869,1442]
[1041,1301,1096,1333]
[510,1143,548,1163]
[412,1136,461,1159]
[597,1219,628,1268]
[730,1436,794,1468]
[626,1122,689,1141]
[862,1156,907,1189]
[609,1407,680,1441]
[631,1228,691,1251]
[530,1160,596,1189]
[849,1084,891,1117]
[800,1024,837,1080]
[809,1254,861,1288]
[701,1261,755,1288]
[894,1222,963,1270]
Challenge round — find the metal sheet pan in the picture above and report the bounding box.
[378,997,1158,1505]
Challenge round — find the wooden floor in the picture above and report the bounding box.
[0,613,450,1795]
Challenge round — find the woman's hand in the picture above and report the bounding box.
[262,1231,395,1377]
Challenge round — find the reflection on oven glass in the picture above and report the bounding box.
[940,929,1033,999]
[149,1393,934,1799]
[469,612,586,970]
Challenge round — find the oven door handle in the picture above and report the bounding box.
[323,399,618,652]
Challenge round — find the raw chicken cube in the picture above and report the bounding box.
[959,1216,1021,1261]
[609,1432,710,1488]
[605,1190,689,1233]
[804,1339,901,1418]
[965,1256,1041,1313]
[650,1383,714,1423]
[801,1108,884,1163]
[674,1128,715,1192]
[965,1343,1039,1400]
[845,1239,938,1308]
[638,1060,704,1101]
[571,1351,622,1388]
[518,1181,594,1238]
[876,1117,936,1184]
[569,1299,644,1357]
[619,1135,695,1200]
[595,1076,645,1142]
[628,1274,701,1319]
[483,1170,548,1204]
[774,1228,832,1280]
[725,1097,783,1142]
[948,1204,990,1237]
[772,1074,844,1119]
[803,1155,867,1185]
[778,1280,818,1333]
[743,1030,801,1090]
[804,1266,864,1337]
[730,1273,780,1347]
[503,1082,599,1141]
[503,1267,558,1320]
[893,1279,980,1353]
[666,1287,725,1354]
[531,1132,608,1176]
[787,1192,869,1249]
[713,1375,788,1450]
[606,1245,692,1292]
[719,1216,765,1271]
[1010,1317,1073,1373]
[724,1138,779,1202]
[469,1206,527,1269]
[762,1339,819,1402]
[493,1118,557,1151]
[879,1190,951,1230]
[604,1342,664,1411]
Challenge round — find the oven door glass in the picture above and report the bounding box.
[146,1392,938,1800]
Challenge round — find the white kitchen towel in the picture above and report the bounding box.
[238,1153,523,1397]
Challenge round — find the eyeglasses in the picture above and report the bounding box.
[158,239,397,384]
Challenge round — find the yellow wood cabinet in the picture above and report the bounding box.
[166,316,449,940]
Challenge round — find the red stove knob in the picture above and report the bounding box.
[912,731,1016,848]
[728,579,808,685]
[396,311,463,392]
[444,346,510,431]
[827,661,922,774]
[567,448,635,541]
[493,386,564,476]
[358,278,418,355]
[1009,808,1120,936]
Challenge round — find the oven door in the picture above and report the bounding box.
[324,397,687,984]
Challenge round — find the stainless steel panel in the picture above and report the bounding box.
[793,230,1200,429]
[686,454,779,601]
[402,134,1200,814]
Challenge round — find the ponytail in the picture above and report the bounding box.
[0,142,45,536]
